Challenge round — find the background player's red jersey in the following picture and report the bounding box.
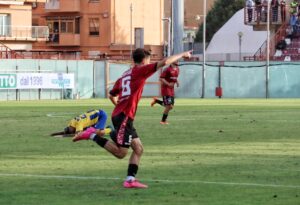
[109,63,157,120]
[160,66,179,96]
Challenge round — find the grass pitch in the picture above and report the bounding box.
[0,99,299,205]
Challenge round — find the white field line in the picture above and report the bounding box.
[0,173,299,189]
[46,113,77,118]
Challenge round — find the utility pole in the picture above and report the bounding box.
[172,0,184,54]
[202,0,207,98]
[130,3,133,58]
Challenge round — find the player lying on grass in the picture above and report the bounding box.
[50,109,111,138]
[72,48,192,189]
[151,61,180,125]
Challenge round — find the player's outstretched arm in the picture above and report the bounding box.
[50,131,65,136]
[156,50,192,69]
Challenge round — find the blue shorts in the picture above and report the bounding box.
[94,110,107,130]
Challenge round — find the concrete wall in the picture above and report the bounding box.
[113,0,164,45]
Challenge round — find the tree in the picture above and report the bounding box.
[195,0,244,44]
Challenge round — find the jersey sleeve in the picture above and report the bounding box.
[109,78,122,96]
[136,63,158,79]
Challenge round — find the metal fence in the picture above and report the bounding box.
[1,59,300,100]
[0,26,49,39]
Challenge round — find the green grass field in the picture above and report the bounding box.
[0,99,299,205]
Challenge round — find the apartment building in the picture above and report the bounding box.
[163,0,215,52]
[32,0,164,59]
[0,0,48,52]
[164,0,215,29]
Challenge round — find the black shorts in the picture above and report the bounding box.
[163,96,175,106]
[111,113,138,148]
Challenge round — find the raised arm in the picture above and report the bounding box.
[156,50,192,69]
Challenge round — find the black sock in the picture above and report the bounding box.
[93,135,108,148]
[162,113,168,122]
[127,164,139,177]
[155,99,163,106]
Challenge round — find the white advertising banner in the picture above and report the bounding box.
[0,73,75,89]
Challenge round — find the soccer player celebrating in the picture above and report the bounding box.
[151,61,179,124]
[50,109,111,138]
[73,48,191,188]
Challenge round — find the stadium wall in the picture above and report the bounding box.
[1,60,300,100]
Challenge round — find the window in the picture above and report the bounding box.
[75,18,80,34]
[46,21,59,43]
[46,17,79,43]
[45,0,60,9]
[61,22,66,32]
[47,21,59,33]
[89,18,99,36]
[60,21,74,33]
[0,14,11,36]
[135,28,144,48]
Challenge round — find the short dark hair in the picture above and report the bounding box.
[64,127,71,134]
[132,48,151,63]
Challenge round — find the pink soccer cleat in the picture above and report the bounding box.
[160,121,169,125]
[72,127,96,142]
[123,180,148,188]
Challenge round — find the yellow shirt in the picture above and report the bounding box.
[68,109,107,132]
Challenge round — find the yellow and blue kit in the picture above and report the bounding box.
[68,109,108,132]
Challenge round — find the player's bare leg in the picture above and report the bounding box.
[129,138,143,165]
[161,105,173,125]
[92,133,147,188]
[123,138,148,188]
[73,128,128,159]
[151,97,163,107]
[103,141,128,159]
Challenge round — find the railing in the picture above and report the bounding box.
[0,50,163,61]
[245,23,288,61]
[0,0,46,5]
[47,33,80,46]
[0,41,24,59]
[0,26,49,40]
[253,41,267,61]
[244,5,286,25]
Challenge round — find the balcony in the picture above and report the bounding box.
[45,0,80,13]
[0,26,49,41]
[47,33,80,46]
[0,0,46,4]
[244,6,285,31]
[24,0,47,2]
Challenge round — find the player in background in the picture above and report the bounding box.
[151,61,180,124]
[50,109,111,138]
[73,48,192,188]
